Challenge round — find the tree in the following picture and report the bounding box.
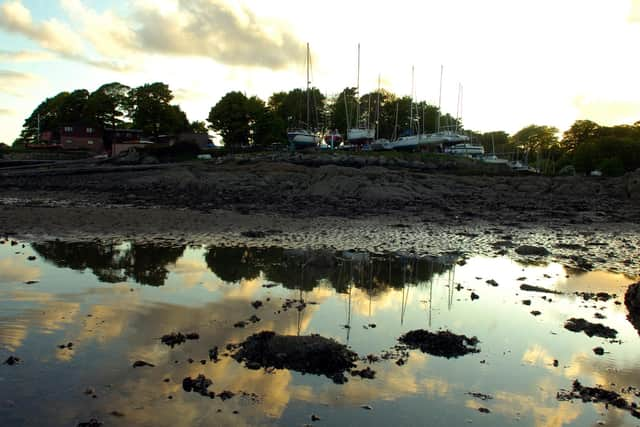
[268,88,325,131]
[20,89,91,142]
[511,125,559,156]
[128,82,189,136]
[561,120,600,153]
[209,92,284,149]
[208,91,252,149]
[85,82,131,129]
[190,120,208,134]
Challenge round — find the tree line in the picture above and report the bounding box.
[15,81,640,176]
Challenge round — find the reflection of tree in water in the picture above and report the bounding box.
[204,247,283,283]
[204,246,456,293]
[31,242,185,286]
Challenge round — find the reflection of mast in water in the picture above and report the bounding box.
[447,264,456,311]
[400,255,416,326]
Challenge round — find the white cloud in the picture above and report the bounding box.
[0,49,55,62]
[0,0,83,56]
[631,0,640,22]
[0,69,42,96]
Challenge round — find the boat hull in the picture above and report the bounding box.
[347,128,375,145]
[288,131,321,150]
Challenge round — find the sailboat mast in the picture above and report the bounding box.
[306,43,310,129]
[376,74,381,139]
[356,43,361,128]
[410,66,415,136]
[437,64,443,133]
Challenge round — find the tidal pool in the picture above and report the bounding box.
[1,239,639,426]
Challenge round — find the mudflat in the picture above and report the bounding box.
[1,154,639,275]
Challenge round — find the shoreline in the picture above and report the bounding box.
[1,158,639,277]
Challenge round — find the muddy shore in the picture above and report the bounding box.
[1,155,639,277]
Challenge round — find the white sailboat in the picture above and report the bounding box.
[346,44,375,146]
[419,66,471,149]
[287,43,321,150]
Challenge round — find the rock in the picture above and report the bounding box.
[140,155,159,165]
[557,380,636,416]
[182,374,212,396]
[624,282,640,335]
[351,367,376,379]
[564,318,618,339]
[522,300,532,306]
[218,390,235,401]
[361,405,373,410]
[3,356,20,365]
[232,331,357,383]
[241,230,266,238]
[132,360,155,368]
[251,300,263,309]
[27,256,36,261]
[515,245,550,256]
[208,347,219,362]
[470,292,480,301]
[398,329,480,358]
[478,407,491,414]
[531,310,542,316]
[558,165,577,176]
[626,169,640,200]
[593,347,605,356]
[77,419,102,427]
[519,284,561,294]
[161,332,199,347]
[486,279,499,287]
[114,148,140,165]
[311,414,321,422]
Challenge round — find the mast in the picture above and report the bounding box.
[410,66,415,136]
[376,74,381,139]
[306,43,310,130]
[437,64,443,133]
[356,43,361,129]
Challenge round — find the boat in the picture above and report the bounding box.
[444,142,485,158]
[288,129,320,149]
[482,135,509,164]
[346,44,375,146]
[323,130,343,148]
[288,43,321,150]
[482,154,509,164]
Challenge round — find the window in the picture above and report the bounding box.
[86,127,94,134]
[87,140,94,145]
[64,126,73,133]
[66,140,73,144]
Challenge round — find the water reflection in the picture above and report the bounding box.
[1,240,640,426]
[32,241,186,286]
[33,241,457,292]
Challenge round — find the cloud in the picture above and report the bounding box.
[0,68,41,95]
[132,0,305,69]
[0,0,83,56]
[0,49,54,62]
[574,95,640,126]
[0,0,132,72]
[630,0,640,23]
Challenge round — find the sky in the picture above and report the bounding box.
[1,0,640,144]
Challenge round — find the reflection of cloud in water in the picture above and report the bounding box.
[0,290,80,351]
[0,258,41,283]
[489,390,582,427]
[522,345,556,369]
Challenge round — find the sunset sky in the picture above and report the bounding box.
[1,0,640,144]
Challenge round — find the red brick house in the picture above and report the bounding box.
[60,125,105,153]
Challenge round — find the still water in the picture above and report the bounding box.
[1,239,639,426]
